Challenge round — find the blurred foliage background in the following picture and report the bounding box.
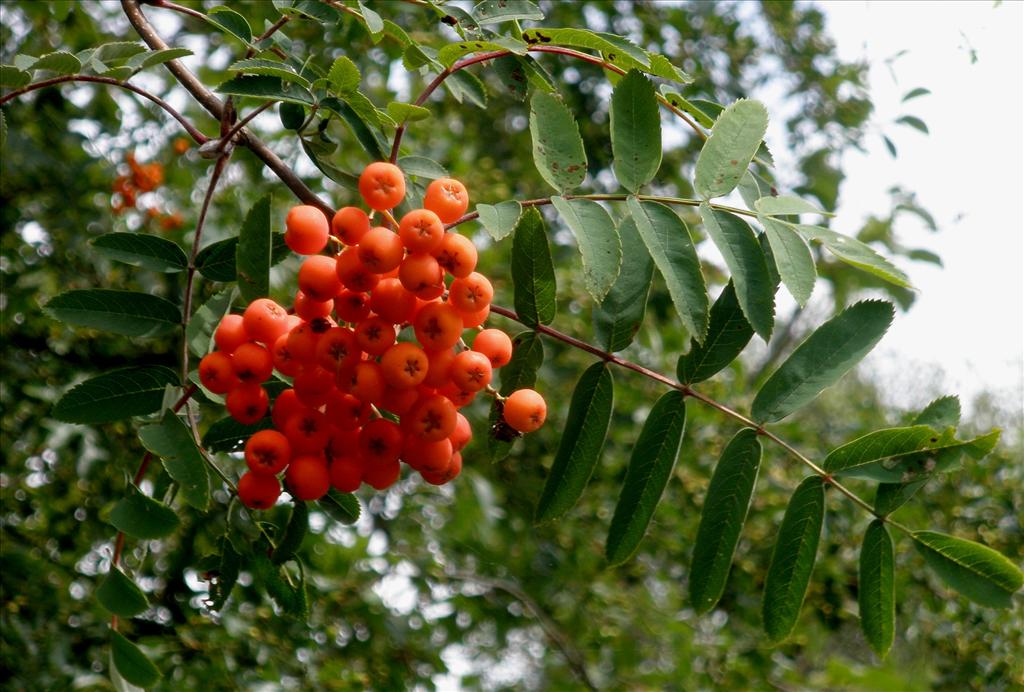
[1,1,1021,689]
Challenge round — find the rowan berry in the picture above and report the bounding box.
[325,390,370,431]
[331,206,371,245]
[245,430,291,476]
[271,388,303,430]
[214,313,248,353]
[226,383,269,424]
[298,255,343,302]
[286,321,322,363]
[315,326,360,372]
[285,205,329,255]
[359,161,406,211]
[198,351,238,394]
[238,471,281,509]
[406,394,457,442]
[242,298,290,345]
[292,366,335,408]
[232,342,274,383]
[327,428,361,461]
[503,388,547,433]
[434,232,478,278]
[450,412,472,452]
[284,408,331,455]
[358,226,405,274]
[424,177,469,224]
[359,418,404,465]
[402,437,453,474]
[334,290,371,324]
[423,347,457,388]
[285,455,330,501]
[380,342,429,389]
[380,385,420,416]
[369,278,417,324]
[294,290,334,321]
[398,209,445,254]
[399,253,444,296]
[271,333,303,377]
[354,316,397,356]
[413,301,463,352]
[472,329,513,368]
[362,456,401,490]
[421,451,462,486]
[336,246,381,293]
[438,382,477,409]
[460,304,490,329]
[448,272,494,314]
[449,350,493,392]
[349,361,386,404]
[329,455,363,493]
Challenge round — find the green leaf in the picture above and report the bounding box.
[386,101,430,123]
[96,567,149,618]
[751,300,894,423]
[95,42,146,64]
[902,87,931,102]
[914,395,961,428]
[201,415,272,453]
[236,194,273,303]
[228,58,309,86]
[207,6,253,44]
[694,99,768,200]
[196,232,288,282]
[438,37,528,67]
[320,96,388,160]
[272,502,309,564]
[912,531,1023,608]
[676,282,753,384]
[883,135,897,158]
[477,201,522,241]
[610,70,662,193]
[473,0,544,24]
[30,51,81,74]
[794,224,912,289]
[45,289,181,337]
[111,632,161,688]
[216,75,314,106]
[186,290,233,357]
[209,537,241,610]
[859,520,895,659]
[443,70,488,109]
[488,332,543,463]
[699,205,774,340]
[606,391,686,566]
[358,1,384,36]
[252,549,308,618]
[628,198,708,343]
[660,89,714,128]
[521,28,651,74]
[319,490,361,525]
[511,207,556,327]
[491,55,530,101]
[398,156,448,180]
[279,101,305,130]
[0,65,31,88]
[550,197,622,303]
[755,195,832,217]
[138,414,211,511]
[593,215,654,352]
[108,485,180,540]
[846,429,1001,483]
[762,476,825,642]
[300,139,358,190]
[535,363,614,523]
[529,91,587,194]
[823,425,941,475]
[91,232,187,273]
[761,218,816,306]
[127,47,193,71]
[895,115,928,134]
[0,110,6,149]
[689,428,762,614]
[53,366,179,424]
[328,55,360,93]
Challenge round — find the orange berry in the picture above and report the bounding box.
[398,209,445,254]
[242,298,290,346]
[285,205,329,255]
[283,408,331,455]
[334,290,371,324]
[472,328,513,368]
[331,206,371,245]
[363,456,401,490]
[298,255,342,302]
[380,342,429,389]
[380,385,420,416]
[450,412,472,451]
[401,437,452,474]
[226,383,269,424]
[327,428,361,460]
[449,350,493,392]
[198,352,238,394]
[461,304,490,329]
[325,390,370,430]
[294,290,334,321]
[503,388,547,433]
[448,272,493,314]
[172,137,190,155]
[245,430,291,475]
[358,161,406,211]
[369,278,417,324]
[424,177,469,224]
[232,342,274,383]
[398,253,444,295]
[336,246,381,293]
[423,347,457,388]
[354,315,397,356]
[359,418,404,465]
[421,452,462,485]
[285,321,322,363]
[358,226,405,274]
[434,232,478,278]
[271,332,303,377]
[349,361,386,404]
[285,455,330,501]
[214,313,248,353]
[238,471,281,509]
[292,366,335,408]
[271,388,303,430]
[438,382,477,409]
[329,455,363,493]
[406,394,457,442]
[413,301,463,352]
[315,326,361,372]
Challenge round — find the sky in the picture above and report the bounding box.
[819,1,1024,420]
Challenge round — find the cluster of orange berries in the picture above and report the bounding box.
[111,149,184,230]
[198,162,548,510]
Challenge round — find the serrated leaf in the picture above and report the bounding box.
[216,75,314,106]
[895,115,928,134]
[915,395,961,428]
[521,28,650,73]
[824,425,941,475]
[628,198,708,343]
[386,101,430,123]
[761,218,816,306]
[91,233,187,273]
[754,195,832,217]
[847,429,1001,483]
[913,531,1023,608]
[694,99,768,199]
[228,58,309,86]
[529,92,587,193]
[676,282,753,384]
[207,6,253,44]
[593,215,654,352]
[660,90,715,128]
[443,70,487,109]
[535,363,614,523]
[606,391,686,565]
[209,537,241,610]
[610,70,661,193]
[762,476,825,642]
[752,300,894,423]
[300,139,358,189]
[252,549,307,617]
[794,223,912,289]
[272,502,309,564]
[96,567,149,618]
[111,632,161,688]
[859,520,895,658]
[53,366,179,424]
[30,51,81,74]
[186,290,233,357]
[474,0,544,24]
[511,208,556,327]
[488,332,543,462]
[550,196,621,302]
[398,155,448,180]
[109,485,180,540]
[358,1,384,36]
[138,414,211,511]
[320,96,387,160]
[196,232,287,283]
[44,289,181,337]
[438,37,528,67]
[477,201,522,241]
[274,0,342,22]
[689,428,762,614]
[699,205,774,340]
[0,65,31,88]
[319,490,360,524]
[236,194,273,303]
[328,55,360,93]
[127,47,193,71]
[95,42,146,64]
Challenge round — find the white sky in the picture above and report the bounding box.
[821,1,1024,418]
